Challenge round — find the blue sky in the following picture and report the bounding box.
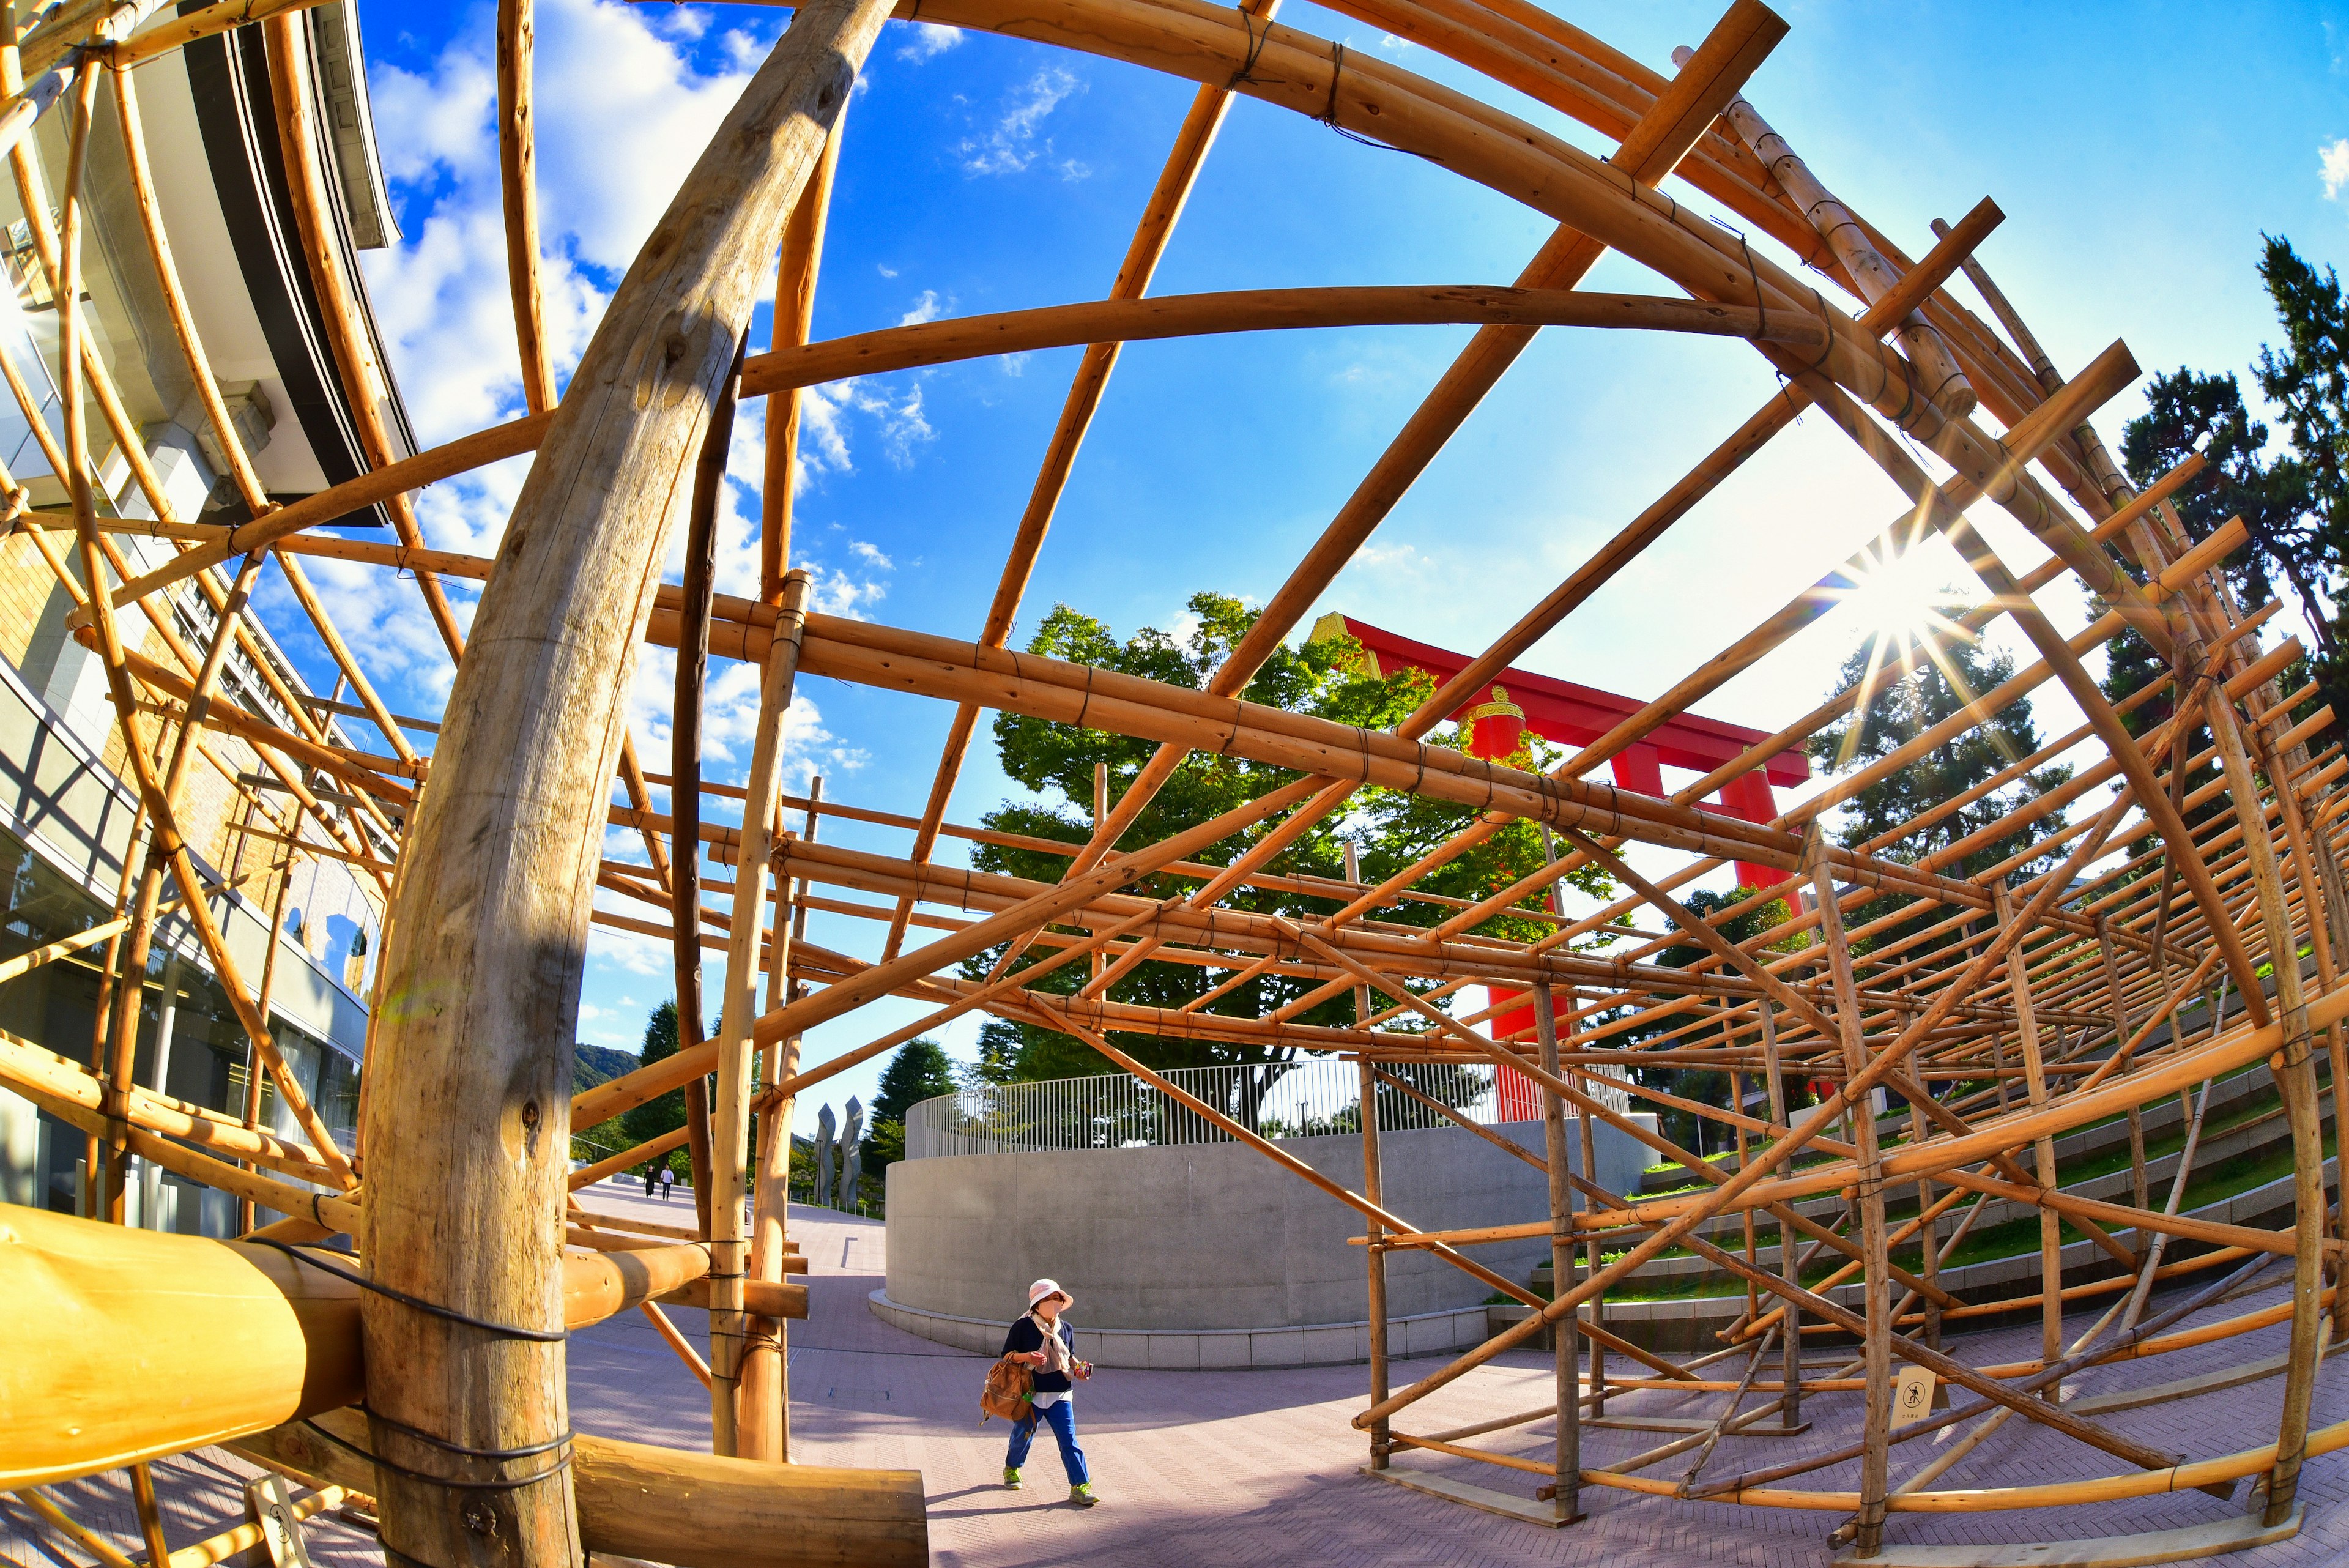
[289,0,2349,1131]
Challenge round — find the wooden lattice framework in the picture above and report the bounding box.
[4,0,2348,1564]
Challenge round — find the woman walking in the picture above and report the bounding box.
[1001,1279,1099,1506]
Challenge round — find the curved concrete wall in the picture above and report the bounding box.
[883,1114,1655,1336]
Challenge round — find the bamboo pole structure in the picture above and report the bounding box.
[12,1,2349,1560]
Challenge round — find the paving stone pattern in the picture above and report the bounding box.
[10,1181,2346,1568]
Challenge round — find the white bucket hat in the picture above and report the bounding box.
[1028,1277,1072,1310]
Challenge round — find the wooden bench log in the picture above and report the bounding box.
[232,1410,926,1568]
[0,1206,722,1487]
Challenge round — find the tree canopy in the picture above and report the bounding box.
[2120,233,2346,730]
[620,1001,686,1150]
[870,1039,959,1127]
[1806,630,2071,883]
[968,590,1614,1085]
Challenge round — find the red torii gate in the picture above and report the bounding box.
[1312,614,1811,1120]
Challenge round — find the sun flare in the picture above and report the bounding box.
[1827,533,1977,651]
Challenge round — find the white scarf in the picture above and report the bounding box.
[1030,1309,1072,1376]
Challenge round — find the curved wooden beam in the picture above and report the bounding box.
[71,281,1817,628]
[354,4,888,1564]
[737,284,1822,396]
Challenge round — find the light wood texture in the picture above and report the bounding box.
[737,285,1824,396]
[352,6,886,1565]
[1827,1504,2302,1567]
[709,570,811,1452]
[233,1411,927,1568]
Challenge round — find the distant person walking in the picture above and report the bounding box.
[643,1163,658,1198]
[658,1165,675,1203]
[1001,1279,1098,1506]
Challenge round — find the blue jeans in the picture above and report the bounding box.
[1007,1398,1089,1485]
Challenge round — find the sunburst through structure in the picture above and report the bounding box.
[1,1,2345,1567]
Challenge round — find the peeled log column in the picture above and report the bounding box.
[354,5,888,1566]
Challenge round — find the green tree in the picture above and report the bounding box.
[966,591,1614,1120]
[2254,236,2349,596]
[2121,367,2319,619]
[1807,631,2071,885]
[871,1038,960,1123]
[866,1039,960,1167]
[2118,234,2345,735]
[1627,885,1802,1153]
[620,1001,686,1151]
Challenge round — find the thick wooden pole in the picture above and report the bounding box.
[497,0,555,416]
[761,111,844,601]
[671,339,747,1245]
[742,776,818,1460]
[1994,883,2065,1389]
[2200,693,2328,1526]
[1346,842,1390,1471]
[1809,828,1891,1556]
[355,7,882,1563]
[710,571,814,1454]
[1533,980,1581,1522]
[1577,990,1609,1417]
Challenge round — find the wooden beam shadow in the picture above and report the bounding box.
[1357,1464,1573,1529]
[1830,1503,2301,1567]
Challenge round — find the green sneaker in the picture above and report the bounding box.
[1069,1483,1100,1507]
[1002,1468,1022,1490]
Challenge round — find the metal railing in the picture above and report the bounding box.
[904,1057,1630,1159]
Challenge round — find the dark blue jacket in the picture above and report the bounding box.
[1002,1314,1074,1393]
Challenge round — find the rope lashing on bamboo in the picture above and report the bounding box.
[1227,6,1269,89]
[250,1240,568,1342]
[298,1412,574,1492]
[1318,40,1429,159]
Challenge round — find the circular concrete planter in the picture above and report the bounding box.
[878,1113,1658,1353]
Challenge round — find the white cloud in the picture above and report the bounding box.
[2325,138,2349,200]
[362,0,774,451]
[587,920,671,976]
[877,263,899,278]
[958,67,1085,176]
[896,21,964,62]
[1353,542,1423,570]
[851,540,896,569]
[899,289,949,326]
[349,0,942,715]
[793,377,938,484]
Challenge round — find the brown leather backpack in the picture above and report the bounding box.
[981,1354,1034,1425]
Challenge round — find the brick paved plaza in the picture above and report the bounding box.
[565,1191,2349,1568]
[15,1181,2344,1568]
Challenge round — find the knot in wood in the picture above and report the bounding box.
[632,302,729,412]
